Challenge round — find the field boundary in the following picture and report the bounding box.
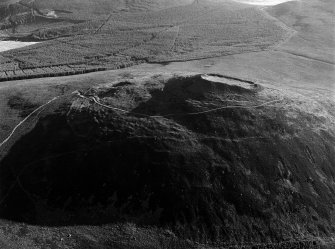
[0,60,145,82]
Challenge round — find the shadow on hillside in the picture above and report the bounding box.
[0,74,334,247]
[131,74,255,134]
[0,75,257,228]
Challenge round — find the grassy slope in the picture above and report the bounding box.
[132,49,335,92]
[133,0,334,92]
[35,0,194,14]
[0,1,289,78]
[267,0,335,64]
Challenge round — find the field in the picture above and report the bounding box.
[0,1,290,81]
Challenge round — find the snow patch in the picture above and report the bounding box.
[0,41,39,52]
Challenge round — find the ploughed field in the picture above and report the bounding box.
[0,0,290,81]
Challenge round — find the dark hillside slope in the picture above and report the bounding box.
[0,73,334,244]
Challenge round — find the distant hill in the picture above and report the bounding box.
[0,0,288,78]
[266,0,335,63]
[34,0,194,14]
[0,0,18,6]
[0,0,194,24]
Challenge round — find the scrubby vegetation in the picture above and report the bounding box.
[0,0,289,81]
[0,74,334,248]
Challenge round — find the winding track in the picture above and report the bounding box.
[75,92,283,118]
[0,93,70,150]
[274,50,335,65]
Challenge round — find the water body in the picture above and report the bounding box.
[0,40,39,52]
[232,0,296,5]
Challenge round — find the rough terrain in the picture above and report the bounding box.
[0,72,334,248]
[0,0,334,248]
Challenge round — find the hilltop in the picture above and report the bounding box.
[0,72,334,248]
[0,0,334,248]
